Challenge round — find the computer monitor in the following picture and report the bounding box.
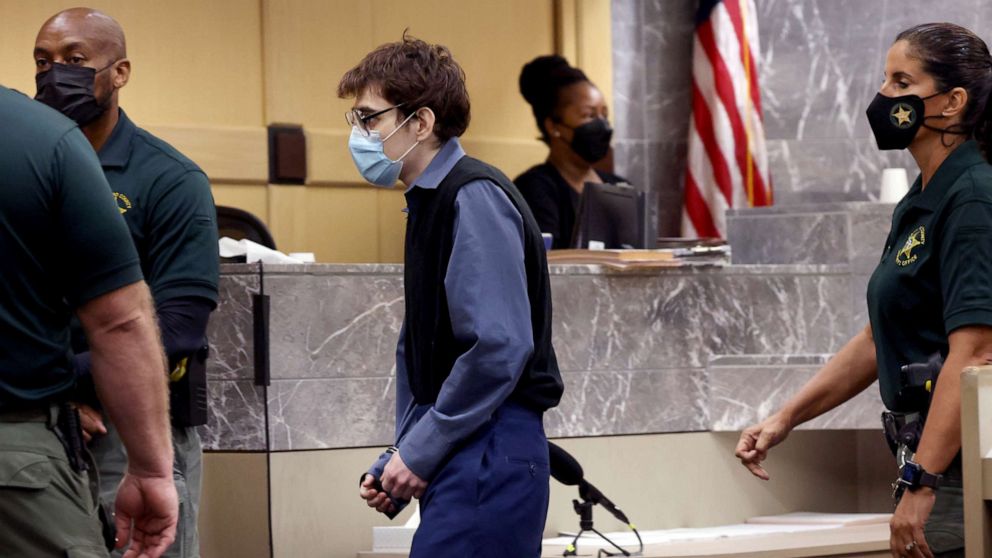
[572,182,649,249]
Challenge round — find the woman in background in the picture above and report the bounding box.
[515,55,627,249]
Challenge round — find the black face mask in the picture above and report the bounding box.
[35,62,115,126]
[865,91,948,150]
[564,118,613,163]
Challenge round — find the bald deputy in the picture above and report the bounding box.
[33,9,219,558]
[0,85,178,557]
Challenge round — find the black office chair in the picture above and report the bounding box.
[216,205,276,250]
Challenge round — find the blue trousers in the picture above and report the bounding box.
[411,403,550,558]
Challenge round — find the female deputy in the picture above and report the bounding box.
[515,55,627,249]
[735,23,992,558]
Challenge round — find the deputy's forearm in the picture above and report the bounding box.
[778,325,878,427]
[912,354,965,474]
[912,327,992,473]
[80,282,173,478]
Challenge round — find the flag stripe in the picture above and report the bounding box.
[692,34,744,208]
[690,82,734,205]
[697,18,751,206]
[721,0,765,117]
[684,172,721,238]
[687,125,731,231]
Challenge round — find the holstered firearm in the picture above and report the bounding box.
[169,344,209,427]
[49,403,117,550]
[51,402,88,473]
[881,352,944,456]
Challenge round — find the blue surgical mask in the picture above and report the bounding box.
[348,112,420,187]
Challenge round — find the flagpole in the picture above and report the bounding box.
[739,0,756,208]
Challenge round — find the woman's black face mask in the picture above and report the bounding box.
[35,61,116,126]
[865,90,964,150]
[560,118,613,163]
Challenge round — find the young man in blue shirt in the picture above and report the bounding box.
[339,35,564,557]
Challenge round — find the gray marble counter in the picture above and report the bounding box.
[200,260,882,452]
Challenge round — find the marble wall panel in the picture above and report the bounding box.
[199,379,267,451]
[849,205,895,274]
[766,138,916,204]
[642,0,696,145]
[551,268,851,372]
[545,368,708,437]
[549,274,611,372]
[613,140,649,198]
[266,273,404,381]
[755,0,886,141]
[709,361,885,431]
[849,272,872,338]
[649,140,688,237]
[611,0,646,141]
[207,271,259,381]
[878,0,985,45]
[268,378,395,451]
[718,272,852,356]
[728,212,849,265]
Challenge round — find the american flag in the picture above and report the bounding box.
[682,0,773,239]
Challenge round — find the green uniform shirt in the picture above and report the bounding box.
[867,140,992,411]
[97,109,218,306]
[0,85,143,407]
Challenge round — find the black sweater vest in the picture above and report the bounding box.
[403,156,563,412]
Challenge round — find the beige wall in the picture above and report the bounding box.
[0,0,611,262]
[199,452,271,558]
[198,430,892,558]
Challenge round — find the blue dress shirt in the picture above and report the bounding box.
[369,137,535,487]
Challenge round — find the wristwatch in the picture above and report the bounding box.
[892,460,942,501]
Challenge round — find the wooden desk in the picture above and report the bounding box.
[358,523,889,558]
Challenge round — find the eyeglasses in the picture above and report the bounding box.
[345,103,406,137]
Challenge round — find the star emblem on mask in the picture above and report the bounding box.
[891,105,914,127]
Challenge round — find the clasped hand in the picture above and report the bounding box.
[359,451,427,516]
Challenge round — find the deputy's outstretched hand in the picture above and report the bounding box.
[735,413,792,480]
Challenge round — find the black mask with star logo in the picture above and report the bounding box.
[866,91,950,150]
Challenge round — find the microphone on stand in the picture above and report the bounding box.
[548,441,631,525]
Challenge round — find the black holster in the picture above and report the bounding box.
[51,402,88,474]
[48,403,116,550]
[881,410,922,456]
[169,344,209,428]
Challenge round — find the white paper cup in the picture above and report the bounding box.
[879,168,909,203]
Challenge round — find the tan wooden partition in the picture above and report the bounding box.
[0,0,612,263]
[962,366,992,556]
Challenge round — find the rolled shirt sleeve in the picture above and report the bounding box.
[397,179,534,480]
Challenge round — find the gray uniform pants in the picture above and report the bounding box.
[0,408,108,557]
[925,484,964,555]
[91,420,202,558]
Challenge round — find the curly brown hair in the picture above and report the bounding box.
[337,32,471,141]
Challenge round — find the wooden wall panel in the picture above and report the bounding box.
[1,0,611,263]
[377,188,408,263]
[268,184,381,262]
[211,183,270,225]
[0,0,265,127]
